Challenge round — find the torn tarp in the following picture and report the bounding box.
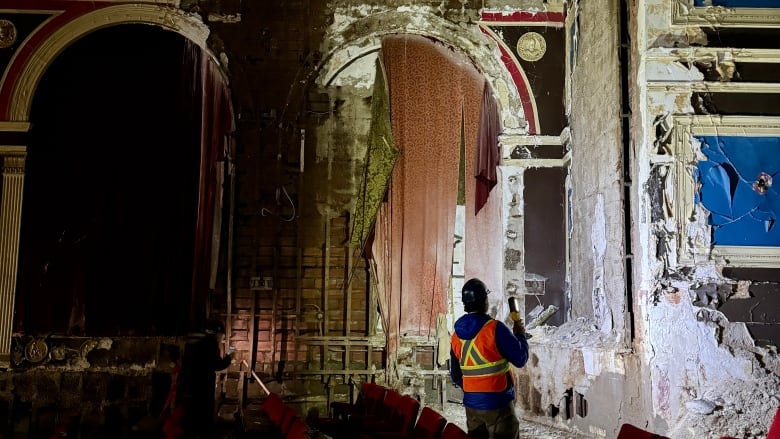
[695,135,780,246]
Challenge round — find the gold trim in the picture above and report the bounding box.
[8,4,212,121]
[672,1,780,28]
[0,13,60,103]
[0,145,26,154]
[516,32,547,62]
[480,24,539,134]
[672,115,780,267]
[0,122,30,132]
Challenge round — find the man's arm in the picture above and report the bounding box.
[495,322,529,368]
[449,348,464,388]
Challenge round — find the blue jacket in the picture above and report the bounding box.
[449,312,529,410]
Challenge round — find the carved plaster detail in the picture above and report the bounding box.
[516,32,546,62]
[0,19,17,49]
[672,0,780,27]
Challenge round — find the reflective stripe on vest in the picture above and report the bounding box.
[452,319,511,392]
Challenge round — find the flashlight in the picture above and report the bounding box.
[508,296,531,339]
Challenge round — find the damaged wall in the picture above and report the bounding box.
[519,0,780,436]
[635,0,780,437]
[515,0,634,434]
[3,0,780,438]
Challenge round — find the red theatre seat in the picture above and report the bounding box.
[617,423,669,439]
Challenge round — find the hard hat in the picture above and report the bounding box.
[462,278,489,303]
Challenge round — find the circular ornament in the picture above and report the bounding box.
[0,19,18,49]
[516,32,547,62]
[24,339,49,363]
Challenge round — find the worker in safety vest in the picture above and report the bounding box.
[450,278,529,439]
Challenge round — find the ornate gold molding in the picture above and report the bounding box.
[516,32,546,62]
[672,115,780,267]
[8,4,212,121]
[0,121,30,132]
[672,1,780,28]
[0,19,17,49]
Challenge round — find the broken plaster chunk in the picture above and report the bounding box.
[686,399,717,415]
[733,280,751,299]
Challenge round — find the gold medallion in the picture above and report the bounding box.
[0,19,18,49]
[516,32,546,62]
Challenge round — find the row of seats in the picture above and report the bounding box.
[315,382,472,439]
[250,392,310,439]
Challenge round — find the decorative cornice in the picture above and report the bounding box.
[1,155,25,174]
[672,1,780,28]
[8,4,211,121]
[646,48,780,64]
[0,145,26,174]
[647,82,780,94]
[0,121,30,132]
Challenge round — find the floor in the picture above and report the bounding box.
[440,403,593,439]
[206,397,592,439]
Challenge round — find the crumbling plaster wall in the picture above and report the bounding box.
[632,0,780,437]
[514,0,636,435]
[315,4,527,133]
[567,0,626,338]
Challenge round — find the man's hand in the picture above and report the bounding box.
[512,320,527,338]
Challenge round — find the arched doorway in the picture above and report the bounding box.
[14,23,232,337]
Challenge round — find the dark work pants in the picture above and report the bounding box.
[465,403,520,439]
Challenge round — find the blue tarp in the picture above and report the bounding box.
[695,136,780,246]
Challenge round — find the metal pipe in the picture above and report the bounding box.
[242,359,271,396]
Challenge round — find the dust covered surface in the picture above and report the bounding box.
[441,402,594,439]
[667,373,780,439]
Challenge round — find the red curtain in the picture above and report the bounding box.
[465,82,503,296]
[190,44,234,326]
[373,35,491,372]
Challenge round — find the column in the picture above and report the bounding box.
[0,146,26,368]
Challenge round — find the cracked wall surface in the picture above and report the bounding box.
[1,0,779,438]
[636,0,780,437]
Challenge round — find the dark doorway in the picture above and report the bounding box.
[16,24,202,336]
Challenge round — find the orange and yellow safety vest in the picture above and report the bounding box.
[451,319,512,393]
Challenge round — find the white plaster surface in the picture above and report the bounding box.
[645,60,705,82]
[329,52,378,90]
[590,194,612,334]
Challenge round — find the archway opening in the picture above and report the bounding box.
[16,24,209,336]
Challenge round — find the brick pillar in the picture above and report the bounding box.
[0,146,26,368]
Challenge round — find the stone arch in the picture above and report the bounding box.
[314,9,531,134]
[6,4,221,122]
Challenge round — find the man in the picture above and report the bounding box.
[450,278,529,439]
[177,320,235,439]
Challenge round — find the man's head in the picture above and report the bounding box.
[462,278,489,313]
[206,320,225,336]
